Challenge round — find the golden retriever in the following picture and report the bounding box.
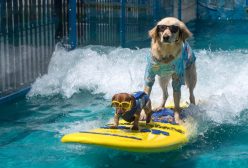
[143,17,197,122]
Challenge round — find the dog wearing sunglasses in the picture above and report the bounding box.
[111,91,152,130]
[144,17,197,123]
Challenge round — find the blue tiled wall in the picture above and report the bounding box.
[198,0,248,20]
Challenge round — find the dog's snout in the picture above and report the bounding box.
[163,36,169,42]
[117,109,124,115]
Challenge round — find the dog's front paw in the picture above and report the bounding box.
[131,125,139,131]
[174,111,185,124]
[174,111,180,124]
[139,111,147,121]
[146,113,152,124]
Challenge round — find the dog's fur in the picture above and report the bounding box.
[144,17,197,121]
[111,93,152,130]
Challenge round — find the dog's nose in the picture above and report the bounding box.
[117,109,124,115]
[163,36,169,42]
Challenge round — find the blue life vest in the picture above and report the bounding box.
[121,91,150,122]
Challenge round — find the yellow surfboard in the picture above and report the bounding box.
[61,105,189,153]
[61,120,188,153]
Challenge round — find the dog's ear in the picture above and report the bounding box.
[179,21,192,42]
[148,26,159,42]
[112,94,117,101]
[128,95,136,106]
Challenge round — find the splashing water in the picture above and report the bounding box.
[29,45,248,125]
[0,44,247,168]
[29,45,147,98]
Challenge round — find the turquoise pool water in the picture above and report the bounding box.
[1,20,248,168]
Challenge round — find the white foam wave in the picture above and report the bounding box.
[29,45,248,123]
[29,45,148,98]
[194,49,248,123]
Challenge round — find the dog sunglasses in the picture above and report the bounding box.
[157,25,179,33]
[111,100,132,111]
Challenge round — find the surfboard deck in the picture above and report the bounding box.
[61,107,189,153]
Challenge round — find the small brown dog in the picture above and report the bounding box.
[111,91,152,130]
